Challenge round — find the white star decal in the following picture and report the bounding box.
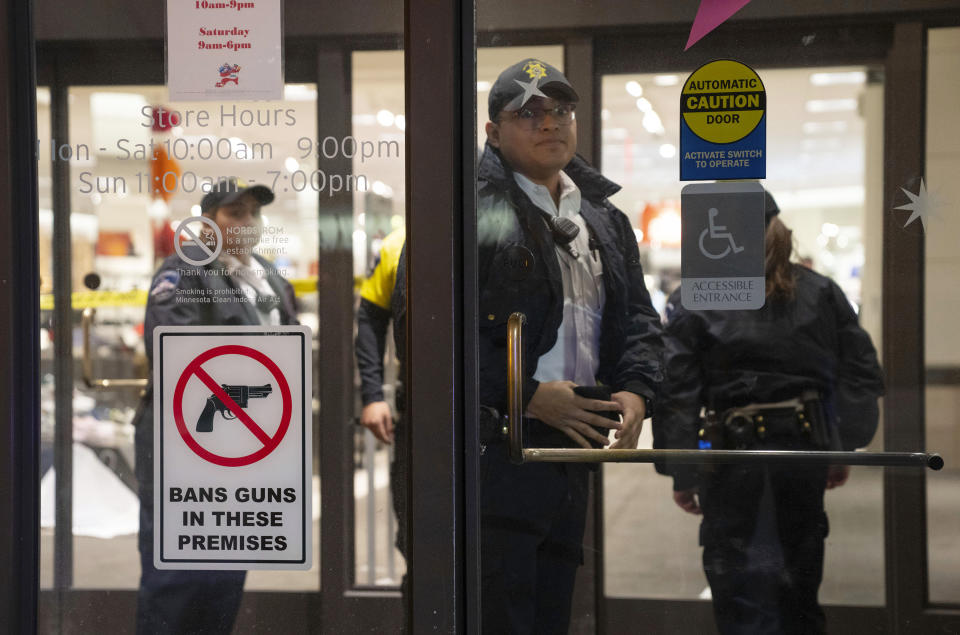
[894,179,945,232]
[513,76,547,108]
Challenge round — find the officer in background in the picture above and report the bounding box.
[134,179,298,634]
[354,226,408,601]
[653,192,884,635]
[477,59,664,633]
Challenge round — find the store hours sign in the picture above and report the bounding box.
[166,0,284,101]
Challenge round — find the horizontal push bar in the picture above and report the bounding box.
[521,448,944,470]
[506,313,944,471]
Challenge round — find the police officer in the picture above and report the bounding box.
[356,226,406,447]
[653,193,884,635]
[354,226,409,613]
[477,59,664,633]
[134,178,297,634]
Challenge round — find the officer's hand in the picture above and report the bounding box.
[525,381,623,449]
[360,401,394,444]
[608,391,646,449]
[825,464,850,489]
[673,488,702,515]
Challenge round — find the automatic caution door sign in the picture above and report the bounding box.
[154,325,312,570]
[680,59,766,181]
[681,182,765,310]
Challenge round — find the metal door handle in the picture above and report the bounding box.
[504,311,943,471]
[507,313,526,464]
[81,307,149,390]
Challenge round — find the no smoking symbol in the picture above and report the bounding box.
[173,345,292,467]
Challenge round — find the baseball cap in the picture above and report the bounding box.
[488,59,580,121]
[764,190,780,226]
[200,178,274,216]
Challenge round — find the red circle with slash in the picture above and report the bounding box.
[173,345,292,467]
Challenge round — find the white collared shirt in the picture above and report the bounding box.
[218,252,281,326]
[513,171,605,387]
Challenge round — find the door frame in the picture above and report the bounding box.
[0,0,42,631]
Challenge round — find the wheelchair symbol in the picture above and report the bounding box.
[698,208,744,260]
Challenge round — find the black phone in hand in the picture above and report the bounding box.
[572,385,620,449]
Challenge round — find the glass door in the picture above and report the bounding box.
[31,15,411,635]
[598,59,888,627]
[468,6,952,634]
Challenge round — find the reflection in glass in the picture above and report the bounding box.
[601,67,887,608]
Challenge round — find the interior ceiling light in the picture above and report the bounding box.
[283,84,318,101]
[352,114,377,126]
[477,81,491,92]
[636,97,653,113]
[805,98,858,113]
[626,80,643,97]
[659,143,677,159]
[802,121,848,135]
[809,71,867,86]
[376,110,395,127]
[642,110,665,135]
[654,75,679,87]
[90,92,148,121]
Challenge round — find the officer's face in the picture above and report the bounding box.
[485,96,577,182]
[212,193,263,256]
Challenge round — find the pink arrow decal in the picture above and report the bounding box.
[686,0,755,51]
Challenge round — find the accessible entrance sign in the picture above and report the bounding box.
[680,59,766,181]
[681,182,765,310]
[154,325,312,570]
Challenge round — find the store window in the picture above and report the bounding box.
[601,66,885,605]
[351,50,406,587]
[40,84,321,592]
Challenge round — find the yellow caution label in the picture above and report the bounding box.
[681,60,766,144]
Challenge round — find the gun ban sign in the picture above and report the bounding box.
[154,326,312,570]
[173,344,291,467]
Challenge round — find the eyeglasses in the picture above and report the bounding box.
[500,103,576,129]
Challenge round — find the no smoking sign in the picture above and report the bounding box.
[154,325,312,570]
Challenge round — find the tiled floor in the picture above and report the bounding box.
[40,435,959,613]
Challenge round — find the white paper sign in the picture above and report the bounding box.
[154,325,312,570]
[167,0,283,101]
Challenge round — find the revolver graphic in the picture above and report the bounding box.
[196,384,273,432]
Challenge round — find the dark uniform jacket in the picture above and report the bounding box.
[134,248,298,481]
[477,143,664,420]
[142,249,298,362]
[653,265,884,489]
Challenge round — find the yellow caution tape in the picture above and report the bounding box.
[40,278,326,310]
[289,278,319,296]
[39,289,150,310]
